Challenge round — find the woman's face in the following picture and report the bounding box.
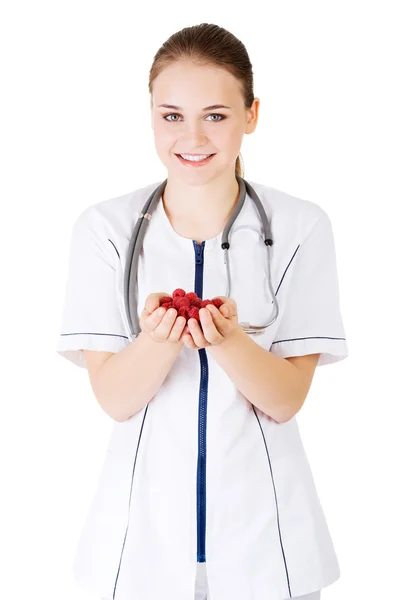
[151,60,259,183]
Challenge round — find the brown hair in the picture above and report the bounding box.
[148,23,255,178]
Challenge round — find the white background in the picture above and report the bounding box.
[1,1,398,599]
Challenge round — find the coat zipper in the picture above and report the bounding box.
[193,240,208,563]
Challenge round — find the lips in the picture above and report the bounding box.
[175,153,216,167]
[175,153,215,158]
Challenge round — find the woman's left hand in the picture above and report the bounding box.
[181,296,241,349]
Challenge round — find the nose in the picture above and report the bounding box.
[179,120,209,144]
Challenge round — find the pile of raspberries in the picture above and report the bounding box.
[159,288,224,323]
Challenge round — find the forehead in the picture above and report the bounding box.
[152,61,243,107]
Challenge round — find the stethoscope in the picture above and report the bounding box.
[123,175,279,342]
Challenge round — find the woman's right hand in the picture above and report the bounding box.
[139,292,188,344]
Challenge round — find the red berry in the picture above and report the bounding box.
[188,306,200,321]
[211,298,223,309]
[190,297,202,308]
[160,296,173,304]
[172,288,186,298]
[201,299,213,308]
[160,301,173,310]
[174,296,191,308]
[186,292,199,301]
[177,306,189,319]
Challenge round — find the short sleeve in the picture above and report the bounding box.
[56,206,130,369]
[270,209,349,367]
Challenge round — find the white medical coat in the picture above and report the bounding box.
[56,180,349,600]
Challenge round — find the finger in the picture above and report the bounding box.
[220,304,230,317]
[140,306,165,336]
[149,306,166,321]
[213,296,236,317]
[141,306,164,326]
[205,304,228,333]
[199,308,222,344]
[182,332,196,349]
[154,307,177,338]
[180,324,196,348]
[207,303,227,320]
[144,294,160,313]
[188,317,206,347]
[169,315,187,342]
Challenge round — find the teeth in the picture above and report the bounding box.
[180,154,212,162]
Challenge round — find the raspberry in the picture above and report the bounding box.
[200,299,213,308]
[177,305,189,319]
[186,292,199,301]
[211,297,223,309]
[174,296,191,309]
[172,288,186,299]
[160,301,173,310]
[188,306,200,321]
[190,297,202,308]
[160,296,173,304]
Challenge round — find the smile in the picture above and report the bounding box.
[175,153,216,167]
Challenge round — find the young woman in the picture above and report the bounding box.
[57,23,348,600]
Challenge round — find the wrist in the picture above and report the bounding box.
[210,324,246,352]
[139,329,184,351]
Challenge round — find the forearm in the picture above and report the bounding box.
[92,332,184,422]
[207,328,305,423]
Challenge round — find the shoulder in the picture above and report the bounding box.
[246,179,331,242]
[72,180,163,239]
[69,181,163,265]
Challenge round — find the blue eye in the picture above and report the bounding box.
[163,113,226,122]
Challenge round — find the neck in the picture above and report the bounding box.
[162,172,240,227]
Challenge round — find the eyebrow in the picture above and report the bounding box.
[157,103,232,111]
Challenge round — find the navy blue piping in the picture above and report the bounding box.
[60,332,129,339]
[275,244,299,296]
[108,238,120,259]
[113,403,150,599]
[272,335,346,345]
[60,331,129,340]
[252,407,292,597]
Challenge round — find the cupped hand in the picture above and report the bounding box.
[181,296,241,350]
[139,292,186,344]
